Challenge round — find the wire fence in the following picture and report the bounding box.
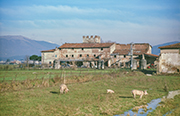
[0,67,125,92]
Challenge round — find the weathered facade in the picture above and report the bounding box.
[158,43,180,73]
[110,43,158,69]
[41,35,115,69]
[41,35,157,69]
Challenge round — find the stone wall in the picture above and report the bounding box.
[158,49,180,73]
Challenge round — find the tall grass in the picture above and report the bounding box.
[0,68,131,92]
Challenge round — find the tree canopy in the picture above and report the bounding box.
[30,55,39,61]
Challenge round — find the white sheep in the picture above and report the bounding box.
[107,89,114,93]
[60,84,69,94]
[132,90,148,99]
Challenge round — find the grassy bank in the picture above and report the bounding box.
[148,93,180,116]
[0,69,180,115]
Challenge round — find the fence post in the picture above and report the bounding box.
[64,71,66,84]
[15,73,17,81]
[49,72,51,85]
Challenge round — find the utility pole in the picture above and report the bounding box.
[130,42,133,70]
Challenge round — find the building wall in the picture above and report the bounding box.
[147,45,152,54]
[41,52,55,64]
[158,49,180,73]
[41,43,116,68]
[54,48,61,59]
[59,46,113,60]
[110,43,116,54]
[41,48,60,64]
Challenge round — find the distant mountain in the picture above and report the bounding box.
[152,41,180,55]
[0,35,60,61]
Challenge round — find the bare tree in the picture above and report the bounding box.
[106,40,115,43]
[25,55,29,69]
[101,38,115,43]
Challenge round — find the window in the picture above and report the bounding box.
[72,55,74,57]
[94,54,96,57]
[124,55,126,58]
[49,61,51,64]
[66,55,68,57]
[80,54,82,57]
[101,48,103,50]
[59,48,61,50]
[82,48,84,50]
[72,48,74,50]
[87,54,89,57]
[114,55,116,58]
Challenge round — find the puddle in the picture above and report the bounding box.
[115,98,161,116]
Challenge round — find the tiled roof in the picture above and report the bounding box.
[113,43,150,55]
[58,43,115,49]
[158,43,180,49]
[145,53,158,57]
[41,49,55,52]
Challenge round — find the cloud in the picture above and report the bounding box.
[0,2,179,46]
[0,5,118,18]
[1,17,179,45]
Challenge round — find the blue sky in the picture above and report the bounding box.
[0,0,180,46]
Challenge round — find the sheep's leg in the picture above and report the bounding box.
[140,95,143,99]
[60,88,64,94]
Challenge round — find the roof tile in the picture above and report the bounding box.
[41,49,55,52]
[158,43,180,49]
[113,43,150,55]
[58,43,115,48]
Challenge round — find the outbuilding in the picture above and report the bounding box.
[158,43,180,73]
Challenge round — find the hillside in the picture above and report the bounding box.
[0,35,60,60]
[152,41,180,55]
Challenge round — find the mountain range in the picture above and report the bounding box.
[0,35,179,61]
[0,35,60,61]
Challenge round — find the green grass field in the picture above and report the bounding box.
[0,68,180,116]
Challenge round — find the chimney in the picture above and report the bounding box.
[83,36,87,43]
[90,35,93,39]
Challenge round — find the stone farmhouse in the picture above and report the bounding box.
[158,42,180,73]
[41,35,158,69]
[111,43,158,69]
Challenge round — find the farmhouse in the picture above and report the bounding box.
[41,35,157,69]
[158,42,180,73]
[111,43,158,69]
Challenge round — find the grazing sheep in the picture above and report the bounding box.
[107,89,114,93]
[132,90,148,99]
[60,84,69,94]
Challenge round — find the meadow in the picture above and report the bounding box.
[0,67,180,116]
